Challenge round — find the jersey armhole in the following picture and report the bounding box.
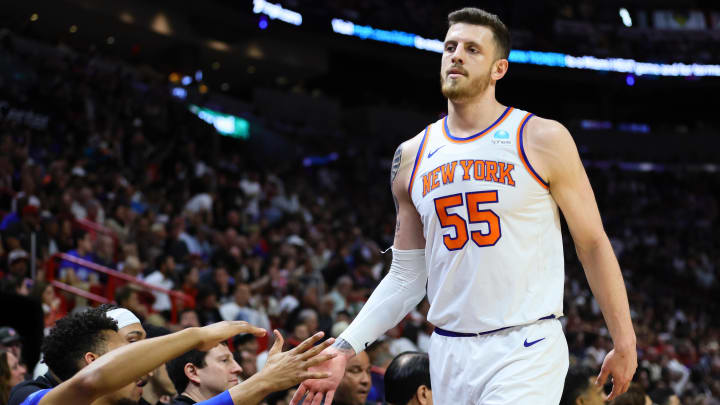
[407,125,431,196]
[516,113,550,189]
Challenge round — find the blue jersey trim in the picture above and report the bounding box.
[434,315,556,337]
[196,390,233,405]
[517,113,550,188]
[407,125,430,196]
[443,106,512,142]
[20,388,51,405]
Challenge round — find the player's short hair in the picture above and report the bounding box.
[560,365,594,405]
[650,388,676,405]
[448,7,511,60]
[167,342,228,394]
[167,349,209,394]
[114,285,136,307]
[612,383,646,405]
[384,352,431,405]
[42,306,119,381]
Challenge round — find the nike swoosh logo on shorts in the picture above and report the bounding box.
[428,145,445,159]
[524,337,545,347]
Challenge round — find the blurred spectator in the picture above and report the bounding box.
[561,365,604,405]
[332,351,372,405]
[179,309,201,329]
[29,282,62,328]
[140,324,177,405]
[0,328,23,365]
[649,388,680,405]
[58,230,97,285]
[384,352,432,405]
[235,350,258,381]
[219,283,271,332]
[6,249,29,281]
[1,350,27,404]
[143,255,176,317]
[609,383,650,405]
[113,286,148,322]
[195,286,222,326]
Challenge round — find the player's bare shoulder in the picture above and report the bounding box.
[391,130,426,191]
[522,115,577,184]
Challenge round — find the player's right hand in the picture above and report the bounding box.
[258,330,338,392]
[290,346,349,405]
[196,321,266,351]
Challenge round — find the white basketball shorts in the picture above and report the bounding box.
[428,317,569,404]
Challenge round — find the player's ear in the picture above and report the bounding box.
[83,352,98,366]
[417,385,432,404]
[185,363,201,384]
[491,58,509,81]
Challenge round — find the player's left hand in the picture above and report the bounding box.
[596,346,637,401]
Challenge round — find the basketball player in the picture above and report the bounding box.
[292,7,637,404]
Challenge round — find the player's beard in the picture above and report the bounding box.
[441,66,492,102]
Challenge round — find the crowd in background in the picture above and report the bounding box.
[265,0,720,63]
[0,24,718,405]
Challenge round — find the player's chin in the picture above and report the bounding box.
[354,391,369,403]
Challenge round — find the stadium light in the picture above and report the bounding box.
[189,105,250,139]
[619,8,632,27]
[330,17,720,77]
[253,0,302,26]
[259,17,269,30]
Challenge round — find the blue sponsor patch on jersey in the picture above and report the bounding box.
[493,130,510,139]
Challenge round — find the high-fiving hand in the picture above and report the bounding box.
[259,330,339,392]
[290,345,352,405]
[596,346,637,401]
[196,321,267,351]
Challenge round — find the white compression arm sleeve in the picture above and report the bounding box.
[338,248,427,354]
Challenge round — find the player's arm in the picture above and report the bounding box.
[290,133,428,405]
[524,117,637,400]
[336,134,427,354]
[39,322,266,405]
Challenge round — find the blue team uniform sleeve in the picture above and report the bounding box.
[196,390,233,405]
[20,389,51,405]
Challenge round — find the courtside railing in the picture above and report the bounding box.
[46,253,194,323]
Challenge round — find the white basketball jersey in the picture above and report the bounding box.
[409,107,564,333]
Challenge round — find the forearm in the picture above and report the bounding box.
[577,236,635,350]
[77,328,201,398]
[227,374,273,405]
[338,248,426,354]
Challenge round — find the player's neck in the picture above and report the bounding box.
[447,91,505,137]
[183,384,219,402]
[141,382,163,405]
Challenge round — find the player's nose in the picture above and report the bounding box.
[450,49,464,65]
[231,359,243,375]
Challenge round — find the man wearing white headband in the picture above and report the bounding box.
[106,308,146,343]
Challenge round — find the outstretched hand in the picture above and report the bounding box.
[596,346,637,401]
[290,345,351,405]
[196,321,266,351]
[258,330,338,392]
